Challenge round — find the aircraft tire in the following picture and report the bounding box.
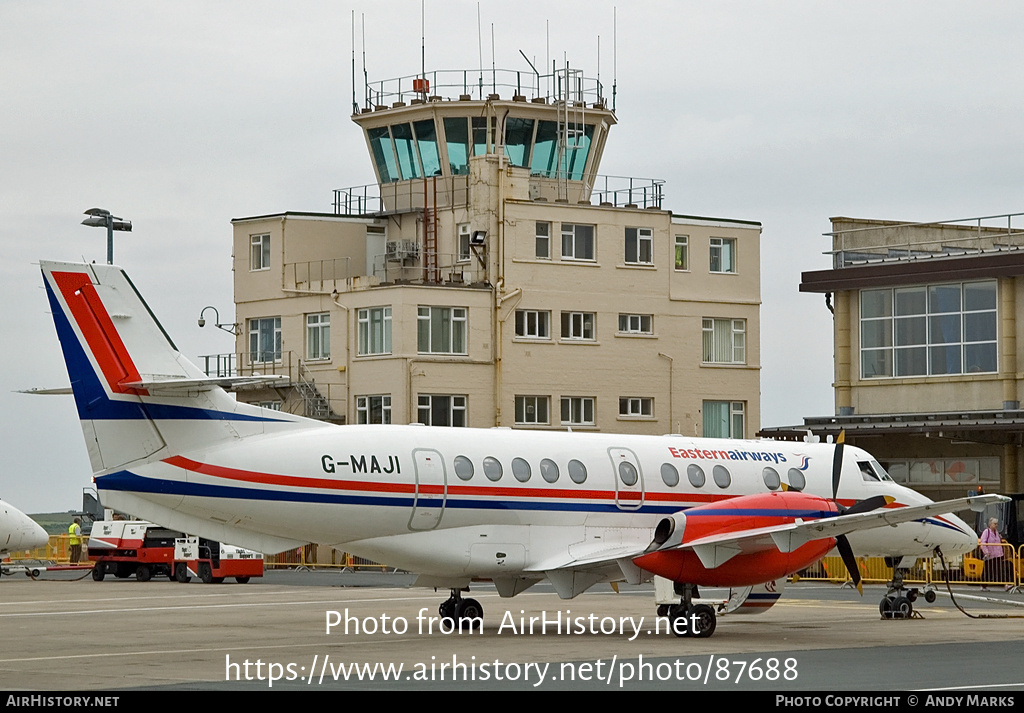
[689,604,717,638]
[668,605,691,638]
[879,597,893,619]
[891,596,912,619]
[439,599,457,621]
[455,598,483,621]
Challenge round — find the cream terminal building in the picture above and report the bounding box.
[761,215,1024,507]
[219,66,761,438]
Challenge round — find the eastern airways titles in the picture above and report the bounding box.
[322,454,401,475]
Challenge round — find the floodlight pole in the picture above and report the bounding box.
[82,208,132,264]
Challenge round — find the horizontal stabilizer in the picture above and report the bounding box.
[121,374,290,393]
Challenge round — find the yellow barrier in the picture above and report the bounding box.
[798,542,1019,591]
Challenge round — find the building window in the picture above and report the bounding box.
[881,457,1000,485]
[418,306,467,354]
[561,223,595,261]
[536,222,551,259]
[259,401,282,411]
[619,397,653,418]
[702,318,746,364]
[515,310,550,339]
[703,401,744,438]
[561,396,595,426]
[306,313,330,360]
[248,317,281,363]
[515,396,549,425]
[618,313,653,335]
[250,234,270,271]
[357,307,392,356]
[418,394,467,426]
[709,237,736,273]
[561,311,595,341]
[675,235,689,271]
[457,223,471,263]
[356,395,392,424]
[860,281,997,378]
[625,227,653,264]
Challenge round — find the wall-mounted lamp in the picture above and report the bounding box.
[198,305,239,335]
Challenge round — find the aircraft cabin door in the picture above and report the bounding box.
[409,448,447,531]
[608,447,644,510]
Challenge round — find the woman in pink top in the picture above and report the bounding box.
[979,518,1009,590]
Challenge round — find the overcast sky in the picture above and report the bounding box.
[3,1,1023,513]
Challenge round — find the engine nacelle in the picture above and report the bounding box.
[634,491,839,587]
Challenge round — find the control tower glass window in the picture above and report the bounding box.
[390,123,422,180]
[414,120,442,177]
[530,121,593,180]
[504,118,535,168]
[368,126,399,183]
[472,116,496,156]
[444,118,470,175]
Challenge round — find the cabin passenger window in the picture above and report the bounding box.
[540,458,559,483]
[568,459,588,484]
[661,463,680,487]
[713,465,732,488]
[687,464,706,488]
[618,461,639,486]
[483,457,503,482]
[512,458,531,482]
[454,456,474,480]
[787,468,806,491]
[762,467,781,491]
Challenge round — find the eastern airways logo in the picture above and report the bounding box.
[667,447,788,464]
[795,455,811,470]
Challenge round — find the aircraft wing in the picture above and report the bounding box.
[665,493,1008,567]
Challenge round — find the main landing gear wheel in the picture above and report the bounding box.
[669,603,718,638]
[439,589,483,625]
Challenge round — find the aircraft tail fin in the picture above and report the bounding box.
[40,261,314,475]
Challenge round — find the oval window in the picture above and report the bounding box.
[661,463,679,487]
[787,468,806,492]
[713,465,731,488]
[687,464,706,488]
[618,461,638,486]
[540,458,559,483]
[511,457,531,482]
[483,456,503,482]
[762,467,781,491]
[454,455,474,481]
[568,459,588,484]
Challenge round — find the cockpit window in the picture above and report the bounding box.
[858,460,893,482]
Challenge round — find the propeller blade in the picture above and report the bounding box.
[842,494,895,516]
[836,534,863,596]
[831,430,846,501]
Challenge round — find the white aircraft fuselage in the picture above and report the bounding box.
[40,260,983,601]
[0,499,49,556]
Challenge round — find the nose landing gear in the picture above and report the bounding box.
[878,558,933,619]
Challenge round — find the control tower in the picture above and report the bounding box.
[228,63,760,437]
